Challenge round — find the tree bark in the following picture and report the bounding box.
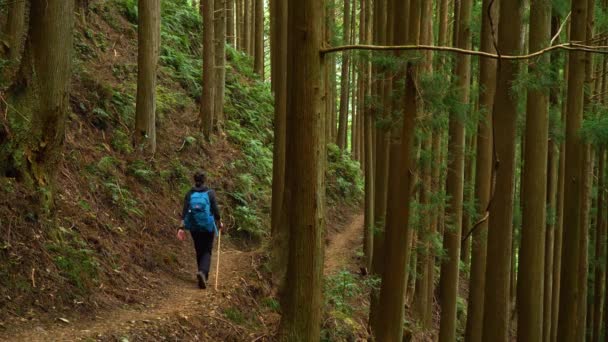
[134,0,161,155]
[244,0,252,55]
[516,1,551,341]
[362,0,374,271]
[592,148,606,342]
[200,0,215,138]
[253,0,264,75]
[557,0,589,339]
[481,0,523,340]
[3,0,26,60]
[214,0,226,127]
[270,0,288,287]
[2,0,75,208]
[463,4,497,341]
[227,0,235,46]
[438,0,472,339]
[336,0,352,150]
[236,0,244,50]
[277,0,325,339]
[374,0,419,340]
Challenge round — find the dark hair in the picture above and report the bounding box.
[194,171,206,187]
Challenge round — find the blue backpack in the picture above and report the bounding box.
[184,191,216,233]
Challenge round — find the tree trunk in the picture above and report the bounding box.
[236,0,244,50]
[463,3,497,342]
[516,1,550,340]
[368,0,389,332]
[244,0,252,55]
[2,0,75,209]
[374,0,419,340]
[200,0,215,138]
[214,0,226,127]
[557,0,589,339]
[461,134,475,266]
[277,0,325,339]
[134,0,161,155]
[592,149,606,342]
[336,0,351,150]
[227,0,235,46]
[362,0,374,272]
[253,0,263,75]
[270,0,288,288]
[438,0,472,339]
[3,0,26,60]
[481,0,523,340]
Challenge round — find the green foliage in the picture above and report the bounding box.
[326,144,364,204]
[581,105,608,147]
[46,227,99,292]
[127,160,155,185]
[103,181,143,217]
[224,306,246,325]
[111,129,134,154]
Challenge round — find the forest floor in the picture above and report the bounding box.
[0,212,365,342]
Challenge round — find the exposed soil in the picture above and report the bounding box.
[1,212,365,341]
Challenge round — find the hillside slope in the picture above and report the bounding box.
[0,1,364,338]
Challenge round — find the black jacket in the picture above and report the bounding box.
[181,186,221,221]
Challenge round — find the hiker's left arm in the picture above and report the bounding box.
[210,190,221,222]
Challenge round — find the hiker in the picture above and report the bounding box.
[178,171,224,289]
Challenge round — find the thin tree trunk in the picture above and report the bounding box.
[438,0,472,339]
[269,0,287,288]
[336,0,352,150]
[592,149,606,342]
[236,0,244,51]
[134,0,161,155]
[374,0,419,340]
[481,0,523,340]
[244,0,251,55]
[362,0,374,272]
[516,1,550,340]
[227,0,235,46]
[200,0,215,138]
[214,0,226,126]
[557,0,589,339]
[277,0,325,338]
[463,3,497,341]
[253,0,263,75]
[461,134,475,266]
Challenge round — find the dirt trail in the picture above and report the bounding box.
[324,214,364,275]
[2,213,364,341]
[1,245,254,342]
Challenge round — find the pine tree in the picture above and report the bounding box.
[200,0,215,138]
[253,0,264,75]
[336,0,352,150]
[214,0,227,126]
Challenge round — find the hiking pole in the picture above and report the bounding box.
[215,230,221,291]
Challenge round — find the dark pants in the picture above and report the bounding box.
[190,231,215,278]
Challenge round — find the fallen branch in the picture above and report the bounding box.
[461,212,490,243]
[321,42,608,60]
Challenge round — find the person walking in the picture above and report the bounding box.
[178,171,224,289]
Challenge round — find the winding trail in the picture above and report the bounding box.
[1,213,364,341]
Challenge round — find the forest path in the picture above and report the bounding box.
[2,213,364,341]
[324,213,364,275]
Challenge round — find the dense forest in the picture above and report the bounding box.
[2,0,608,341]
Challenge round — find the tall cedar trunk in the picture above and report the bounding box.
[336,0,351,150]
[243,0,251,55]
[362,0,374,271]
[269,0,288,287]
[461,134,475,265]
[328,0,337,141]
[236,0,244,50]
[577,3,595,339]
[543,15,561,342]
[324,0,333,142]
[438,0,472,340]
[134,0,161,155]
[481,0,523,340]
[557,0,588,339]
[277,0,325,339]
[227,0,235,46]
[592,149,606,342]
[516,1,550,340]
[464,2,497,341]
[200,0,215,138]
[551,28,569,342]
[413,0,434,328]
[374,0,419,339]
[3,0,75,207]
[214,0,226,126]
[3,0,26,59]
[349,0,357,158]
[253,0,264,75]
[368,0,389,331]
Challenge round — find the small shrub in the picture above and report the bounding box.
[326,144,364,204]
[46,229,99,292]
